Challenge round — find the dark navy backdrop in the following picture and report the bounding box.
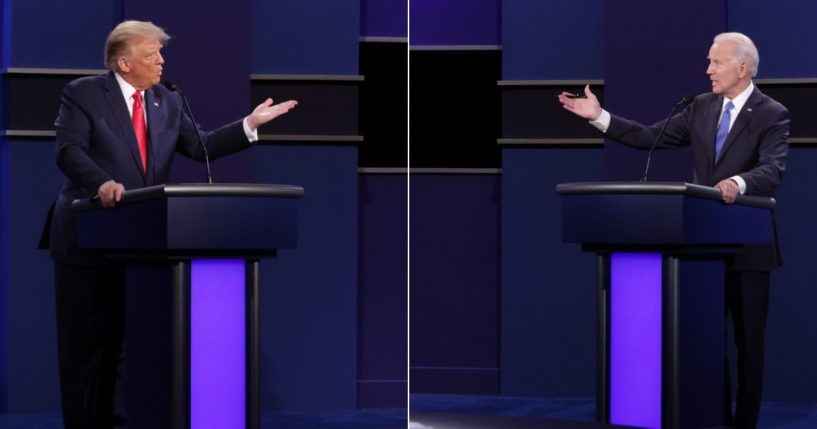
[357,174,407,407]
[729,0,817,79]
[6,0,120,68]
[410,0,500,45]
[253,0,359,74]
[409,175,500,394]
[502,0,603,80]
[603,0,721,182]
[361,0,407,38]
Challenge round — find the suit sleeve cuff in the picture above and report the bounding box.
[243,117,259,143]
[590,109,611,133]
[730,175,747,194]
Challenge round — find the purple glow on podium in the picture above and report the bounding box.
[610,253,662,428]
[191,259,245,429]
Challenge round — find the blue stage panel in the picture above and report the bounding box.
[502,0,603,80]
[410,0,499,46]
[358,174,407,407]
[409,174,500,394]
[252,0,360,74]
[728,0,817,78]
[500,147,602,397]
[5,0,120,68]
[248,144,359,411]
[2,138,63,412]
[361,0,407,38]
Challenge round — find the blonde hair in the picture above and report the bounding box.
[104,20,170,71]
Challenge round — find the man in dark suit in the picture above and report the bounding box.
[558,32,789,428]
[47,20,297,429]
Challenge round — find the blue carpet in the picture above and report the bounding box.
[410,394,817,429]
[0,408,407,429]
[2,399,816,428]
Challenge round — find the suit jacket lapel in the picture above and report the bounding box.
[716,87,762,165]
[104,72,146,177]
[144,88,163,182]
[704,95,723,168]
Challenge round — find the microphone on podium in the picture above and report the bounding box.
[640,94,694,183]
[163,80,214,184]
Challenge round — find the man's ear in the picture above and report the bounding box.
[117,57,130,73]
[739,62,748,79]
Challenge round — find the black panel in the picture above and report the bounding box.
[502,85,605,139]
[4,73,91,130]
[756,83,817,139]
[359,41,407,168]
[126,264,175,429]
[250,80,359,136]
[410,50,501,168]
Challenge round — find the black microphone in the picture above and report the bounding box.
[163,80,213,184]
[640,94,694,183]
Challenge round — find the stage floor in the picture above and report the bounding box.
[411,412,640,429]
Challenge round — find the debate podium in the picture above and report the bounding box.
[73,183,304,429]
[556,182,775,429]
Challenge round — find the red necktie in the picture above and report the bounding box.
[132,91,148,171]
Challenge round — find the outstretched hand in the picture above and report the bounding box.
[246,98,298,130]
[557,84,603,121]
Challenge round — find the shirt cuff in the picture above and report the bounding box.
[590,109,611,132]
[730,175,747,194]
[243,117,259,143]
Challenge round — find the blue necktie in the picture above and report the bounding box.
[714,100,734,162]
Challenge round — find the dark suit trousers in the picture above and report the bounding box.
[54,260,125,429]
[724,271,770,429]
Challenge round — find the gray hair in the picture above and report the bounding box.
[104,20,170,71]
[713,32,759,78]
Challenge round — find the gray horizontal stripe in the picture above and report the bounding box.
[358,167,408,174]
[259,134,363,142]
[360,36,407,43]
[411,366,499,371]
[410,45,502,51]
[0,130,56,137]
[409,168,500,175]
[498,138,604,145]
[251,74,364,82]
[2,67,106,76]
[755,78,817,85]
[789,138,817,144]
[499,79,604,86]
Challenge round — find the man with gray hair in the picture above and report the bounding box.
[45,20,297,429]
[558,32,789,428]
